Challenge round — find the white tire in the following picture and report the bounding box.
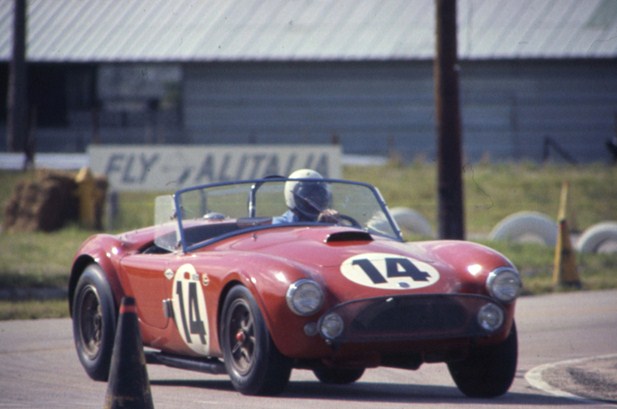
[390,207,434,238]
[576,221,617,253]
[489,211,558,246]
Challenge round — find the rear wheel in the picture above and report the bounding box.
[221,286,292,395]
[313,367,365,384]
[447,321,518,398]
[72,264,117,381]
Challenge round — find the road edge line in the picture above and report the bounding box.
[525,354,617,406]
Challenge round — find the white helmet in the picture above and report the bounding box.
[284,169,331,221]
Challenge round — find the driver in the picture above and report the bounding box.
[273,169,339,224]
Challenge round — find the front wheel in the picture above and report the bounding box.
[72,264,117,381]
[447,321,518,398]
[221,286,292,395]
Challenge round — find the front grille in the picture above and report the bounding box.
[329,294,500,343]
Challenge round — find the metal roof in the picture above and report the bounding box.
[1,0,616,62]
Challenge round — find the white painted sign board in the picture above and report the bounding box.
[89,145,341,192]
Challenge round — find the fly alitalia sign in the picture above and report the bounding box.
[89,145,341,192]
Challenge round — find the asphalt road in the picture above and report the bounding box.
[1,290,616,409]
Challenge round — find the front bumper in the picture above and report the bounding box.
[319,293,507,345]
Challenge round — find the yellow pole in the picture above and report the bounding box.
[75,167,97,229]
[552,181,581,288]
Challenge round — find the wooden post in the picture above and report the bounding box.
[434,0,465,239]
[7,0,30,168]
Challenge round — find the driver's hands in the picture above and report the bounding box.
[317,209,340,223]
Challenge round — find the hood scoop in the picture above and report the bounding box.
[325,231,373,243]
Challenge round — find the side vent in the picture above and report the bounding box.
[162,299,174,319]
[326,231,373,243]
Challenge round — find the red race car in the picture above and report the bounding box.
[69,169,521,397]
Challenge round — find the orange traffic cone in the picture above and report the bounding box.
[552,182,581,289]
[104,297,154,409]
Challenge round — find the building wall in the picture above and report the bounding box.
[183,61,435,160]
[461,60,617,163]
[3,59,616,163]
[184,60,617,163]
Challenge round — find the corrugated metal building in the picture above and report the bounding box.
[1,0,617,162]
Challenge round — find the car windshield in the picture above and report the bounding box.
[154,178,402,252]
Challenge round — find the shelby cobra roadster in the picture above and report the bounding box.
[69,169,521,397]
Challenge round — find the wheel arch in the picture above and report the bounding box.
[216,279,244,346]
[215,270,294,355]
[68,254,124,317]
[68,255,93,315]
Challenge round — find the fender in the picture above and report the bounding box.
[68,234,127,315]
[216,254,320,357]
[411,240,516,279]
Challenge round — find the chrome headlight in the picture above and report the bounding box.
[319,312,344,340]
[286,279,324,316]
[486,267,522,303]
[477,303,504,332]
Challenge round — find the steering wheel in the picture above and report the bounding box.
[335,214,362,228]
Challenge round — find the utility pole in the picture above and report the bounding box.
[7,0,30,167]
[434,0,465,239]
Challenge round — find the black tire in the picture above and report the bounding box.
[313,367,365,384]
[72,264,117,381]
[221,286,292,395]
[447,321,518,398]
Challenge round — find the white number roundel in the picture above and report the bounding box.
[172,264,210,355]
[340,253,440,290]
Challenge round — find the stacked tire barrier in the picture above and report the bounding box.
[392,206,616,255]
[389,207,434,238]
[488,211,558,247]
[576,221,617,254]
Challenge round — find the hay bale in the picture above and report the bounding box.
[3,171,79,232]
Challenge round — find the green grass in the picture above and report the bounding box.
[482,240,616,295]
[0,300,69,321]
[0,226,92,287]
[1,162,616,320]
[347,161,617,234]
